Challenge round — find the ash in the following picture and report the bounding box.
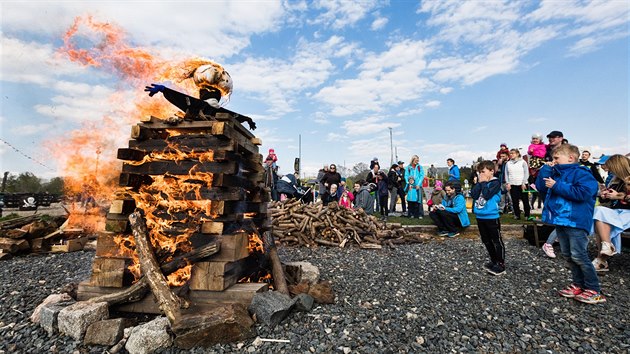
[1,238,629,353]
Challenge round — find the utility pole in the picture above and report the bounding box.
[389,127,393,166]
[298,134,302,178]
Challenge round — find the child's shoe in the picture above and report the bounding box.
[437,230,449,237]
[574,289,606,304]
[447,232,459,238]
[592,257,609,272]
[600,241,616,256]
[486,263,505,276]
[542,243,556,258]
[558,284,583,298]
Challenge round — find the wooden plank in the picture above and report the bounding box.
[189,260,242,291]
[131,125,169,140]
[211,122,259,156]
[201,222,223,235]
[122,160,238,175]
[127,135,235,152]
[77,282,268,314]
[213,112,256,140]
[212,151,264,173]
[138,120,217,130]
[90,258,126,288]
[119,173,153,189]
[109,199,136,215]
[117,148,148,161]
[251,138,262,146]
[96,231,135,259]
[105,220,130,233]
[212,233,250,262]
[51,238,86,253]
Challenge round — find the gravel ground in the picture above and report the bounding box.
[1,237,629,353]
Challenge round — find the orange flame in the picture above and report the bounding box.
[247,232,264,254]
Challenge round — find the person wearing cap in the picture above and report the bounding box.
[579,149,605,184]
[544,131,564,162]
[496,143,510,160]
[369,157,379,170]
[321,164,342,193]
[397,161,407,215]
[427,164,438,185]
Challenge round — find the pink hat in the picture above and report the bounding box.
[435,180,443,190]
[269,148,275,153]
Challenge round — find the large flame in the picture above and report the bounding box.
[54,15,228,286]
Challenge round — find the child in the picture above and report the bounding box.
[264,148,278,170]
[505,148,531,220]
[338,189,353,209]
[427,180,446,208]
[535,144,604,304]
[471,161,505,275]
[527,133,546,170]
[377,170,389,220]
[322,184,339,206]
[405,176,420,218]
[496,143,510,160]
[429,181,470,237]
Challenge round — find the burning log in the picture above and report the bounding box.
[262,231,289,295]
[129,211,182,325]
[269,200,429,247]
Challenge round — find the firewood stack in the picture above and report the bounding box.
[0,215,86,259]
[77,112,272,314]
[269,200,430,248]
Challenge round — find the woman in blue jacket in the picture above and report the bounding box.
[429,180,470,237]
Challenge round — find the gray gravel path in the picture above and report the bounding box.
[1,237,629,353]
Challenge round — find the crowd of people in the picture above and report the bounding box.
[272,129,628,305]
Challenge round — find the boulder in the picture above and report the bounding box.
[31,293,73,323]
[125,317,172,354]
[84,318,131,346]
[292,293,315,312]
[248,291,294,328]
[57,301,109,340]
[39,301,76,335]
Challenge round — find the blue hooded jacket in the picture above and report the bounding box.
[441,192,470,227]
[535,163,598,233]
[471,178,502,219]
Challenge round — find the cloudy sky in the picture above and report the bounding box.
[1,0,628,180]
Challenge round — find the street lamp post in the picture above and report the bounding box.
[389,127,393,166]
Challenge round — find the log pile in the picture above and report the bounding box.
[0,215,87,259]
[269,200,430,248]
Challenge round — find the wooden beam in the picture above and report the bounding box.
[108,199,136,215]
[127,135,235,152]
[96,231,135,259]
[201,221,223,235]
[90,258,127,288]
[189,260,242,291]
[211,122,259,156]
[118,173,153,189]
[211,233,250,262]
[129,211,182,325]
[122,160,238,175]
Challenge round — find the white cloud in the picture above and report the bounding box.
[309,0,383,29]
[1,35,86,85]
[9,124,54,136]
[326,132,344,141]
[341,117,400,136]
[1,2,287,58]
[471,126,487,133]
[314,40,434,115]
[425,100,440,108]
[371,17,388,30]
[439,87,453,94]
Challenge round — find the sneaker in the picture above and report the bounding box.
[447,232,459,238]
[558,284,583,298]
[437,231,449,237]
[542,243,556,258]
[575,289,606,304]
[600,241,616,256]
[418,216,424,219]
[484,261,494,270]
[486,263,505,276]
[592,257,609,272]
[527,216,535,221]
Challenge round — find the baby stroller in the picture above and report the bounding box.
[275,174,313,203]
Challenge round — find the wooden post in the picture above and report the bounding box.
[128,211,182,325]
[263,230,289,295]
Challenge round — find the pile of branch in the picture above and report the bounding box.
[269,200,429,248]
[0,215,85,259]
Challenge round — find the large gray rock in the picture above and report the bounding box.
[57,301,109,340]
[39,301,76,335]
[248,291,294,328]
[125,317,173,354]
[173,303,254,349]
[84,318,131,346]
[31,293,73,324]
[284,261,320,285]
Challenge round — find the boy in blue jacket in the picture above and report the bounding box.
[471,161,505,275]
[535,144,604,304]
[429,180,470,237]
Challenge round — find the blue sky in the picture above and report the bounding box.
[1,0,628,181]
